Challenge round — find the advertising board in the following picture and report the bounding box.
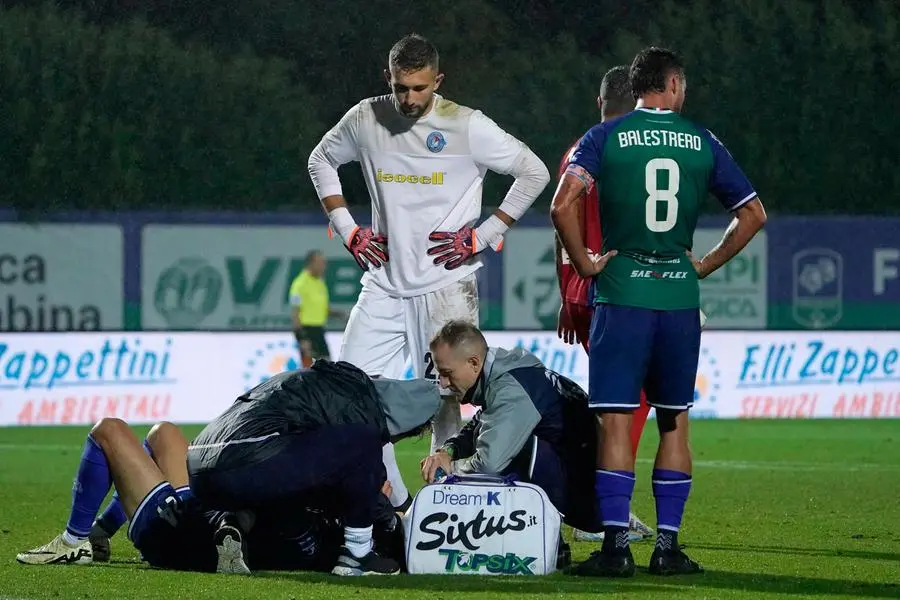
[0,224,123,331]
[2,330,897,426]
[767,218,900,329]
[141,225,362,330]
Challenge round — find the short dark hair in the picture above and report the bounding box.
[599,65,633,116]
[304,249,323,266]
[429,320,486,356]
[389,33,439,73]
[630,47,684,99]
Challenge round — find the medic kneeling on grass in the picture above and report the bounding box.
[419,320,610,570]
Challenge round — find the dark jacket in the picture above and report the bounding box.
[188,360,441,474]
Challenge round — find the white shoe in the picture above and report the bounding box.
[572,513,657,543]
[573,528,605,542]
[214,524,251,575]
[16,534,93,565]
[629,512,655,541]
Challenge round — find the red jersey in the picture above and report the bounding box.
[558,140,603,307]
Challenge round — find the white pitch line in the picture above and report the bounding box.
[2,442,899,472]
[0,443,82,452]
[637,458,900,472]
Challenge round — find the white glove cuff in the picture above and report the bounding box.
[328,207,358,244]
[474,215,509,253]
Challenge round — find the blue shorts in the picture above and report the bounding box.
[588,304,701,411]
[128,484,215,571]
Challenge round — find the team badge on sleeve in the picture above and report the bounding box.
[426,131,447,153]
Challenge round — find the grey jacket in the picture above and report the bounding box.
[371,378,443,439]
[443,346,589,475]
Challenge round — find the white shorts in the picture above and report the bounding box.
[339,274,479,380]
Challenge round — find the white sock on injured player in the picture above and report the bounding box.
[344,525,374,558]
[430,395,463,454]
[382,443,410,509]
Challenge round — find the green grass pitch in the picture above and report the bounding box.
[0,420,898,600]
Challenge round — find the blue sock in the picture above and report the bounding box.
[96,439,154,536]
[66,435,113,538]
[595,469,635,551]
[95,492,126,536]
[652,469,692,551]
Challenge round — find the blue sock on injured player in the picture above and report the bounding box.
[95,439,155,536]
[95,491,127,536]
[595,469,635,551]
[66,434,113,539]
[652,469,691,551]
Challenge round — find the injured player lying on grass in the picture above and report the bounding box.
[15,419,404,574]
[15,418,243,572]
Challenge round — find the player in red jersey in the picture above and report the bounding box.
[554,65,654,543]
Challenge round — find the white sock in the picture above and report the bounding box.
[430,395,463,453]
[382,443,410,509]
[344,525,374,559]
[61,530,85,546]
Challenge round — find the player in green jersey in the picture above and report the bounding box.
[551,47,767,577]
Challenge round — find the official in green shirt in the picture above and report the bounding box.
[289,250,342,366]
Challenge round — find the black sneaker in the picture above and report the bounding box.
[331,547,400,576]
[373,515,406,571]
[556,540,572,570]
[88,523,111,563]
[648,546,704,576]
[214,522,251,575]
[567,547,636,578]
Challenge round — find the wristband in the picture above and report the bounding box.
[328,207,358,244]
[473,215,509,252]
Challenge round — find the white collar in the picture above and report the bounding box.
[637,107,674,115]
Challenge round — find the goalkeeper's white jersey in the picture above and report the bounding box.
[308,94,532,297]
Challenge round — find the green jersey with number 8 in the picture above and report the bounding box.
[567,107,757,310]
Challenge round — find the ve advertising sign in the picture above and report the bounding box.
[0,224,123,331]
[141,224,501,332]
[142,225,362,330]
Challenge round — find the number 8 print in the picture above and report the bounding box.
[645,158,680,233]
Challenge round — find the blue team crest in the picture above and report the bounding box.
[792,248,843,329]
[426,131,446,153]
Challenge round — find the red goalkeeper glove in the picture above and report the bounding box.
[346,226,389,271]
[427,226,481,270]
[427,217,507,270]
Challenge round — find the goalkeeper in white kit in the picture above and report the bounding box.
[307,33,550,511]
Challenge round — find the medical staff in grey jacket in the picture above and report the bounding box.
[420,320,601,534]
